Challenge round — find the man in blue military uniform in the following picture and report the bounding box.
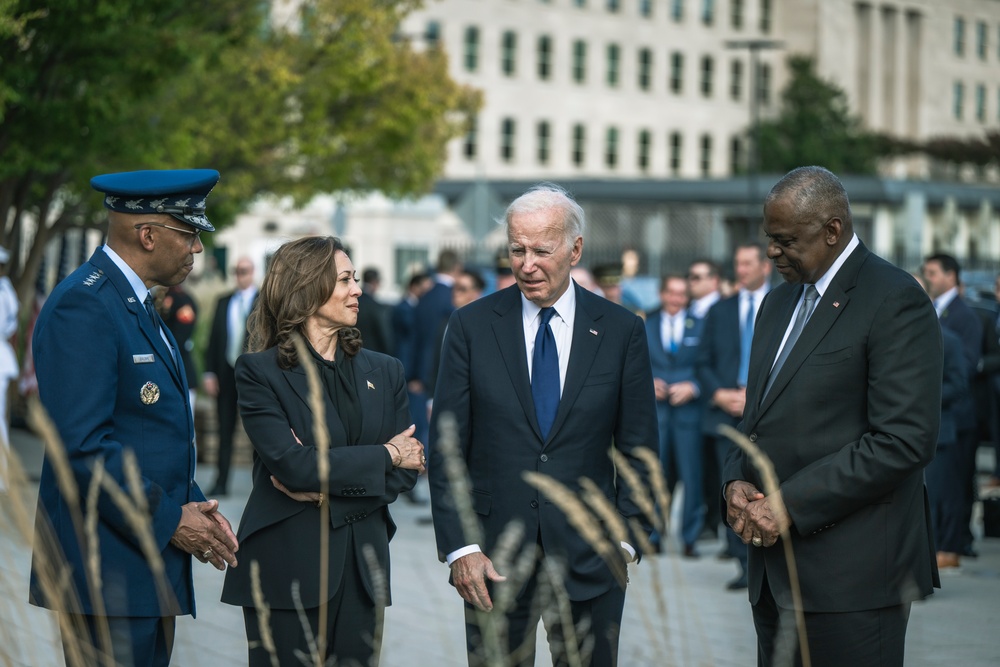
[29,169,240,667]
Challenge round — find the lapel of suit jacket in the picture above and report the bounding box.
[351,351,384,445]
[91,250,185,391]
[645,311,670,365]
[491,288,541,439]
[547,284,605,446]
[283,360,350,446]
[754,244,867,419]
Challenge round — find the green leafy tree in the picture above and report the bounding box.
[0,0,479,304]
[755,55,878,175]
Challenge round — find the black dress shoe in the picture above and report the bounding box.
[726,574,748,590]
[682,544,699,559]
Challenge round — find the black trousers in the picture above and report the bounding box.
[243,541,379,667]
[464,558,626,667]
[61,614,174,667]
[213,363,238,490]
[752,574,910,667]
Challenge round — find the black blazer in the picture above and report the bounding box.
[204,291,257,377]
[429,284,658,601]
[726,243,941,613]
[221,347,417,609]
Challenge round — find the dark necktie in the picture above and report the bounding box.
[738,294,754,386]
[144,293,158,329]
[763,285,818,399]
[532,307,560,440]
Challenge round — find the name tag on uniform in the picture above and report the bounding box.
[133,354,155,364]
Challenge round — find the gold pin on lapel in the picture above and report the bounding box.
[367,380,375,390]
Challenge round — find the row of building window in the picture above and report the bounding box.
[464,27,772,101]
[953,82,1000,122]
[552,0,773,32]
[953,16,1000,60]
[463,118,744,176]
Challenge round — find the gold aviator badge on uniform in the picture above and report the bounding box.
[140,382,160,405]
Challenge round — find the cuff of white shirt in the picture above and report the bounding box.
[446,544,482,566]
[620,541,636,562]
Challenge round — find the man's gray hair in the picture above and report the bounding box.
[500,183,586,245]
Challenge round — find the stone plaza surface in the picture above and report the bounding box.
[2,427,999,666]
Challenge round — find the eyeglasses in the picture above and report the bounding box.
[134,222,202,244]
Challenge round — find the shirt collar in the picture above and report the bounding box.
[812,233,860,297]
[522,279,577,327]
[934,286,959,313]
[102,244,149,304]
[689,291,720,318]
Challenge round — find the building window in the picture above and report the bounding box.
[730,136,743,174]
[607,0,620,13]
[537,121,551,164]
[760,0,772,33]
[700,134,712,177]
[671,0,684,22]
[501,31,517,77]
[425,21,441,48]
[464,26,480,72]
[700,55,714,97]
[730,59,743,100]
[670,52,684,93]
[464,117,477,159]
[731,0,744,29]
[975,84,986,121]
[954,17,965,56]
[537,35,552,80]
[572,124,586,166]
[669,132,682,175]
[638,129,652,172]
[638,48,653,91]
[640,0,653,18]
[606,126,619,168]
[953,81,964,120]
[976,21,987,60]
[701,0,714,26]
[607,43,621,87]
[758,62,772,105]
[501,117,516,161]
[572,40,588,83]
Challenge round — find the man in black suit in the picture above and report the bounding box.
[355,267,392,354]
[725,167,941,666]
[429,184,657,666]
[204,256,257,496]
[696,242,770,590]
[923,253,983,568]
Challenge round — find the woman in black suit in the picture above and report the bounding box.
[221,236,425,667]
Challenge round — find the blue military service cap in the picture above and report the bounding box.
[90,169,219,232]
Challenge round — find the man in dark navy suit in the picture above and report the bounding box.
[430,184,657,666]
[923,253,983,570]
[645,274,704,557]
[30,170,239,667]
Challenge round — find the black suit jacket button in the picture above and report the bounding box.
[530,500,539,509]
[749,433,758,442]
[540,454,549,462]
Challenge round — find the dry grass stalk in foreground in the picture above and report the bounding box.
[291,333,333,667]
[719,424,810,667]
[248,560,281,667]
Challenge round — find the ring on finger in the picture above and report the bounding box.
[752,536,763,547]
[202,549,214,560]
